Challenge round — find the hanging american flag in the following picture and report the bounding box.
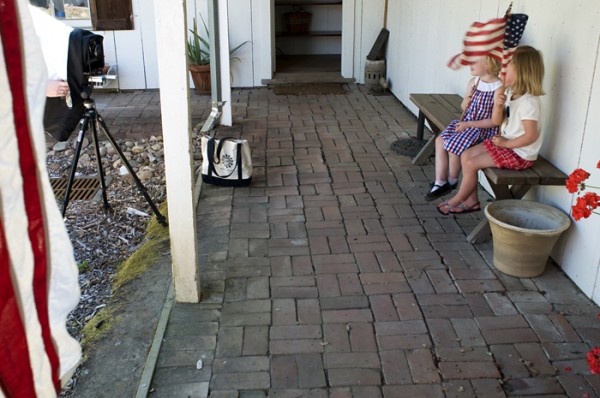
[1,0,81,396]
[447,12,529,74]
[500,13,529,76]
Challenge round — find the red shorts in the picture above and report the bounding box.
[483,139,534,170]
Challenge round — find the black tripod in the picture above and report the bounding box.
[62,92,167,227]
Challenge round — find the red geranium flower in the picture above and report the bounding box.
[566,161,600,221]
[572,197,592,221]
[583,192,600,209]
[566,168,590,193]
[588,347,600,374]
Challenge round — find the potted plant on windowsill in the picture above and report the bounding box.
[187,16,249,95]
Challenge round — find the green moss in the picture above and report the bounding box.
[80,307,116,356]
[80,202,169,349]
[112,202,169,289]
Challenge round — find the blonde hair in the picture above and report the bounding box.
[510,45,545,96]
[485,56,501,77]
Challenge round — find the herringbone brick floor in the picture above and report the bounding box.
[144,85,600,397]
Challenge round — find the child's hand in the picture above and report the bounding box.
[495,92,507,108]
[455,121,470,132]
[491,136,508,148]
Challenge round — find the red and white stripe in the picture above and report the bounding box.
[1,1,81,396]
[500,47,517,77]
[447,17,506,70]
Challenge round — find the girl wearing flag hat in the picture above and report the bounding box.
[425,55,504,201]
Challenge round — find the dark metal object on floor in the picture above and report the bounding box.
[61,91,167,227]
[51,176,112,201]
[390,138,427,158]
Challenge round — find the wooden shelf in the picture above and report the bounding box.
[275,1,342,5]
[276,30,341,37]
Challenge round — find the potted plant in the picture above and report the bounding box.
[187,16,249,95]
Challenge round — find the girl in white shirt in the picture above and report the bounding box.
[438,46,545,215]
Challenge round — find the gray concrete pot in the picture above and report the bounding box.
[484,200,571,277]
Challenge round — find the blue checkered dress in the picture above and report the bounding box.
[440,80,501,155]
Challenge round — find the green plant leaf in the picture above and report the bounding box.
[187,15,250,66]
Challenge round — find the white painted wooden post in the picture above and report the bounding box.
[153,0,200,302]
[250,0,273,84]
[341,0,356,79]
[218,0,232,126]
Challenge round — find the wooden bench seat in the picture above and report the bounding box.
[409,93,463,165]
[409,92,568,243]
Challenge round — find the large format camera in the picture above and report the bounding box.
[44,28,105,141]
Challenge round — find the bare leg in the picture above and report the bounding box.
[446,144,496,207]
[434,135,449,182]
[448,152,461,182]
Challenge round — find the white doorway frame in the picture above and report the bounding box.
[259,0,355,81]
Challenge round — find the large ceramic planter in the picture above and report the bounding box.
[189,64,210,95]
[484,200,571,277]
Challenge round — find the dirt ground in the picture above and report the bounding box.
[66,253,171,397]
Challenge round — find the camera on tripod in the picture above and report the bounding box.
[38,23,167,226]
[44,28,106,141]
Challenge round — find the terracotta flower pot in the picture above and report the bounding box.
[189,64,210,95]
[484,200,571,277]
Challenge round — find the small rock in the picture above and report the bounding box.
[53,141,68,152]
[119,165,130,176]
[131,145,145,154]
[80,154,91,168]
[138,170,153,180]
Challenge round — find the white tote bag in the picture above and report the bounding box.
[201,135,252,186]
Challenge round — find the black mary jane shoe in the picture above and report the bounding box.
[424,182,457,201]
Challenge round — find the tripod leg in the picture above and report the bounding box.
[62,117,88,217]
[96,113,168,227]
[90,114,109,209]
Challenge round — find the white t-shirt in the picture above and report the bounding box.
[500,93,543,161]
[28,5,73,81]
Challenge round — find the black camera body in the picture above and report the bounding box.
[44,28,105,141]
[81,31,105,76]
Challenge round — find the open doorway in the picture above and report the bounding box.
[271,1,347,83]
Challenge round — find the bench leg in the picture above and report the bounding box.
[412,135,437,165]
[465,183,533,243]
[416,111,425,140]
[466,219,491,243]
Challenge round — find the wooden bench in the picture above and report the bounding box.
[409,93,568,243]
[410,93,463,165]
